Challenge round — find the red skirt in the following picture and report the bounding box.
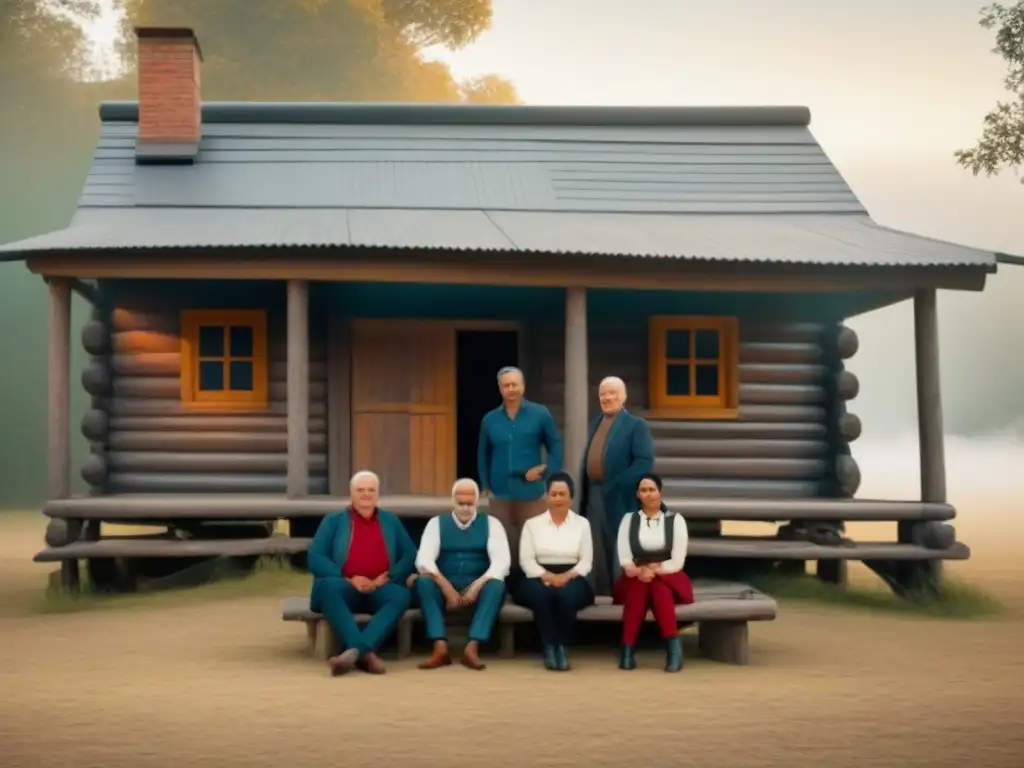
[612,569,695,605]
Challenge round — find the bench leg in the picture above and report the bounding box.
[305,620,318,652]
[698,621,749,665]
[313,619,340,661]
[498,623,516,659]
[396,617,413,660]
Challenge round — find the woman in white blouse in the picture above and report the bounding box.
[515,470,595,671]
[613,472,693,673]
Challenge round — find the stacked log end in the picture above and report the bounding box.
[831,324,861,499]
[80,307,112,494]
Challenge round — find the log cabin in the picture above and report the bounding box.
[0,27,1003,598]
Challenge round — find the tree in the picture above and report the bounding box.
[955,2,1024,181]
[461,74,520,104]
[117,0,518,103]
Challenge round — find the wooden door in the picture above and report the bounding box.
[350,320,456,495]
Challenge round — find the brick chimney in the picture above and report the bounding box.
[134,27,203,163]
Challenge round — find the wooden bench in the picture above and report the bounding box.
[494,581,776,665]
[281,599,420,660]
[283,581,776,666]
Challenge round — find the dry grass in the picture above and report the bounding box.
[747,572,1008,620]
[2,505,1024,768]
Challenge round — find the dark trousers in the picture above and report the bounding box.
[415,575,505,643]
[312,577,411,655]
[488,495,547,578]
[514,576,595,647]
[585,484,620,596]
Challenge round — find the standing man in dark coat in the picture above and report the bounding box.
[477,366,562,577]
[578,376,655,595]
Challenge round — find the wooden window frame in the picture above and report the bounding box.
[647,315,739,420]
[180,309,269,410]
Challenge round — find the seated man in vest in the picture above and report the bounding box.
[414,477,512,670]
[307,470,417,676]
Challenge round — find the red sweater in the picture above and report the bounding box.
[342,509,391,579]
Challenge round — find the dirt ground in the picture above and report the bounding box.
[1,509,1023,768]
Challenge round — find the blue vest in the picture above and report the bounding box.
[436,513,491,581]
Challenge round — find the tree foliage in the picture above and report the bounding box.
[117,0,517,103]
[955,2,1024,181]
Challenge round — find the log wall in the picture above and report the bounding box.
[80,281,328,494]
[533,316,858,499]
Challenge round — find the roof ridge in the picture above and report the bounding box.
[99,101,811,128]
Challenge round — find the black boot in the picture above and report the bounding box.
[665,636,684,673]
[554,645,570,671]
[619,645,637,670]
[543,645,559,671]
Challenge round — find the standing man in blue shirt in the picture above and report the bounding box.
[477,366,563,577]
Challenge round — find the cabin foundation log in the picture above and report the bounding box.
[563,286,588,485]
[286,279,310,498]
[816,559,848,585]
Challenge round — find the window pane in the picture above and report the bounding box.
[666,364,690,395]
[694,329,720,360]
[695,364,719,396]
[229,360,254,391]
[229,325,254,357]
[665,329,690,359]
[198,325,225,357]
[198,361,225,391]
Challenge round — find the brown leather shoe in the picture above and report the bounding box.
[460,640,486,671]
[327,648,359,677]
[358,652,387,675]
[419,640,452,670]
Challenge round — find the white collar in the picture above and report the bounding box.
[637,509,666,525]
[451,510,478,530]
[543,509,575,526]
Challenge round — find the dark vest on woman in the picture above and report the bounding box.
[628,511,676,565]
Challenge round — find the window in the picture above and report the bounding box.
[180,310,268,409]
[648,315,738,418]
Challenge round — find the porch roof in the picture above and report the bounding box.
[0,206,996,269]
[0,100,995,270]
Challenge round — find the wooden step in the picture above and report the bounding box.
[34,535,969,563]
[34,536,311,562]
[42,495,958,522]
[688,538,970,561]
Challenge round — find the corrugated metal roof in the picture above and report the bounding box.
[0,101,996,268]
[0,207,995,267]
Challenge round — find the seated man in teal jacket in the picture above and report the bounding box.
[307,470,417,676]
[413,477,511,671]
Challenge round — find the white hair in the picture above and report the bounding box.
[349,470,380,489]
[451,477,481,501]
[599,376,627,393]
[496,366,524,383]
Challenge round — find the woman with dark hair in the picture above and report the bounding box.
[613,472,693,672]
[514,470,595,671]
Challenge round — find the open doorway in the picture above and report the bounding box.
[456,329,520,481]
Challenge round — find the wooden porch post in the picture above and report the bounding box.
[905,288,946,593]
[914,289,946,504]
[48,278,75,589]
[286,279,309,498]
[48,278,72,500]
[564,287,589,485]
